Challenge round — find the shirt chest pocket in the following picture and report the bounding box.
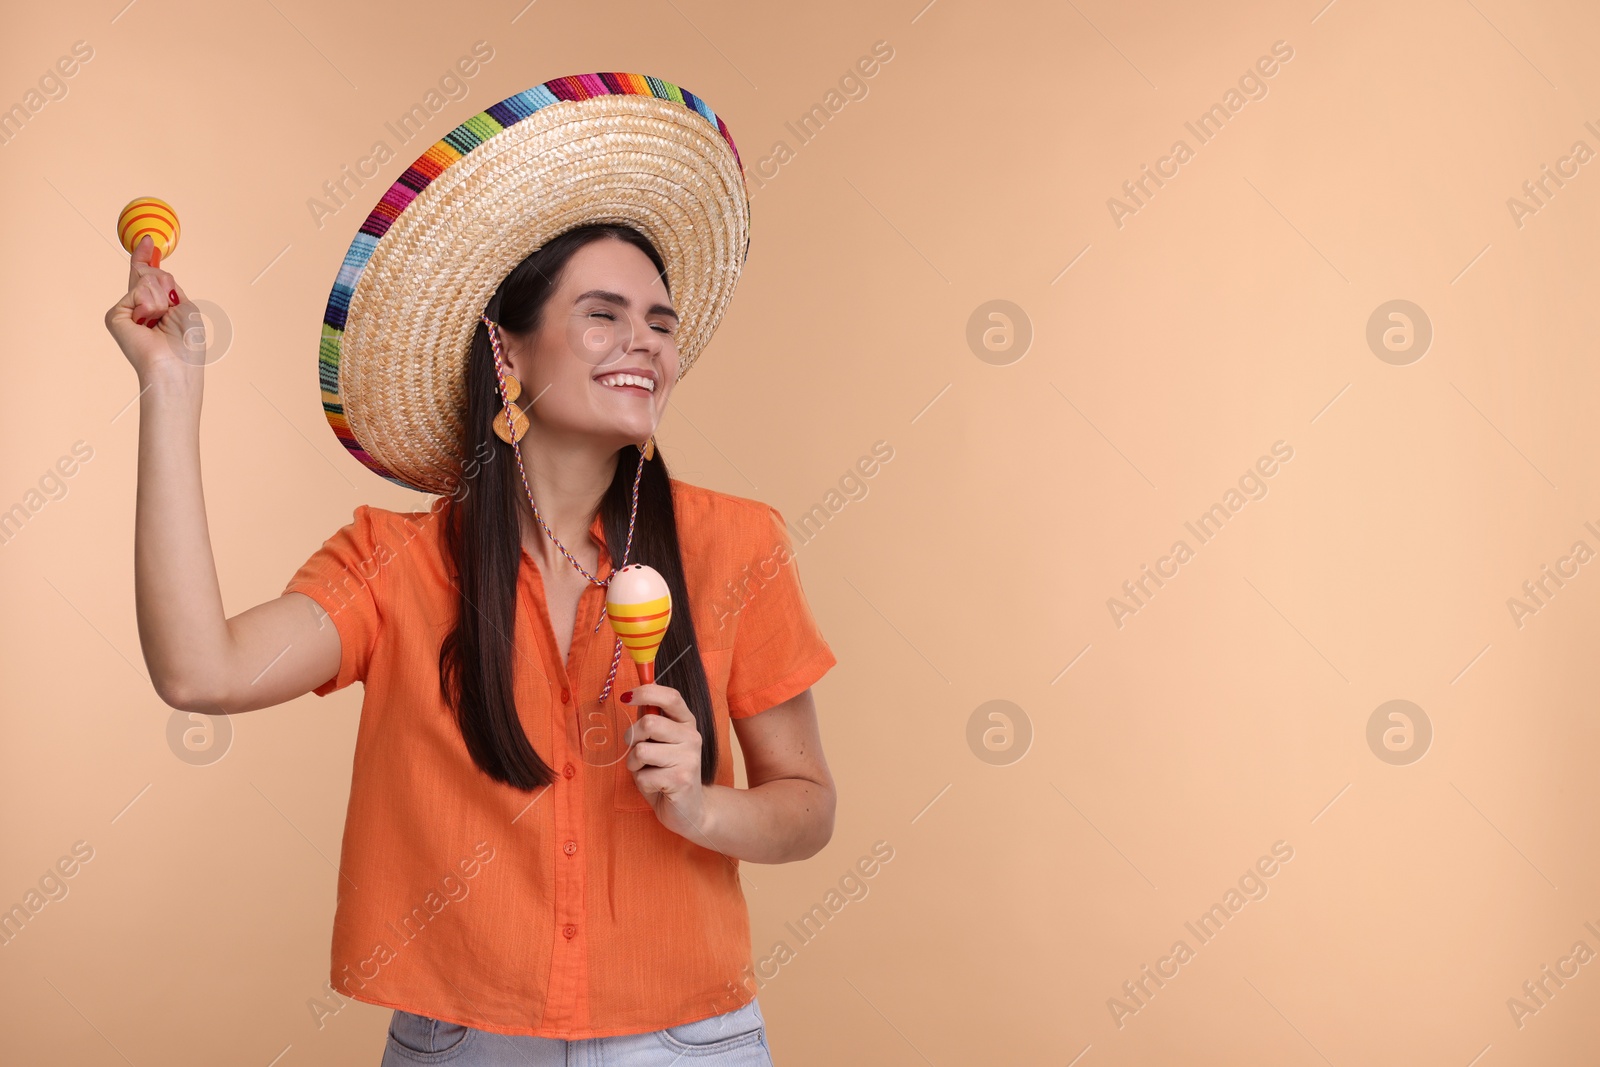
[614,645,734,812]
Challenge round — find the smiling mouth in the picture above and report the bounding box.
[595,372,656,395]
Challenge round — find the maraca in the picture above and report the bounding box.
[605,564,673,716]
[117,196,180,268]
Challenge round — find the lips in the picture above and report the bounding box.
[594,369,657,396]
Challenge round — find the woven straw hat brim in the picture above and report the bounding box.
[319,75,750,495]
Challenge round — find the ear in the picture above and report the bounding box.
[492,323,531,386]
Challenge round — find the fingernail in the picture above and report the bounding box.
[135,318,146,326]
[621,690,633,704]
[168,290,179,305]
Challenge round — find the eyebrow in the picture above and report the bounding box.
[574,289,679,322]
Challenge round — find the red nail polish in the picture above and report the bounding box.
[135,317,146,326]
[168,289,179,305]
[621,690,633,704]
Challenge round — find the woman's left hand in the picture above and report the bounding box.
[623,683,709,839]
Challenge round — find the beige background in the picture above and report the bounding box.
[4,0,1600,1063]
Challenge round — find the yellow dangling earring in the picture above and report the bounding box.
[492,371,530,444]
[639,435,655,461]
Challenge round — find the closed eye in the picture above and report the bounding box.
[592,310,674,335]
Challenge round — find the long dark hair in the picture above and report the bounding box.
[437,224,716,791]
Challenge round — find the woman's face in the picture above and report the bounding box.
[503,237,680,448]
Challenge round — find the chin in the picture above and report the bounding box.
[604,425,653,445]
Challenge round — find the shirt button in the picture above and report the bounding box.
[560,688,571,704]
[563,840,577,856]
[563,763,575,778]
[563,924,576,939]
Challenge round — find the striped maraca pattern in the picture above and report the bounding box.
[606,592,672,666]
[117,197,180,264]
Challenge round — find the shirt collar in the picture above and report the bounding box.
[587,510,614,586]
[490,501,613,583]
[521,509,613,582]
[589,509,613,580]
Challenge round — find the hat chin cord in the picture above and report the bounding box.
[482,313,654,706]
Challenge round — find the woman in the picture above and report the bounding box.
[104,74,837,1064]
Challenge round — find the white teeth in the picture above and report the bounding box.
[597,373,654,393]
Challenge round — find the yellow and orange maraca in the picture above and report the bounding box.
[604,564,673,716]
[116,196,180,267]
[116,196,182,327]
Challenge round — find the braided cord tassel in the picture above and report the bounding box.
[483,315,650,704]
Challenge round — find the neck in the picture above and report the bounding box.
[511,425,623,575]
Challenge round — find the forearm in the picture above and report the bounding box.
[133,362,231,707]
[697,777,836,864]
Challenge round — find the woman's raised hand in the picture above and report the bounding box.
[107,228,344,712]
[103,233,205,379]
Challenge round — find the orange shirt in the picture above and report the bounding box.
[280,478,836,1038]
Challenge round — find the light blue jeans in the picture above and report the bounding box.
[378,996,774,1065]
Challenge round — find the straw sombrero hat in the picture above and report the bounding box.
[317,72,751,495]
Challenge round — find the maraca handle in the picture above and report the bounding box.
[635,660,659,716]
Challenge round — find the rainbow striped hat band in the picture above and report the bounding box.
[318,73,751,495]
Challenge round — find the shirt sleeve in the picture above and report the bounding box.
[724,504,836,718]
[281,505,387,697]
